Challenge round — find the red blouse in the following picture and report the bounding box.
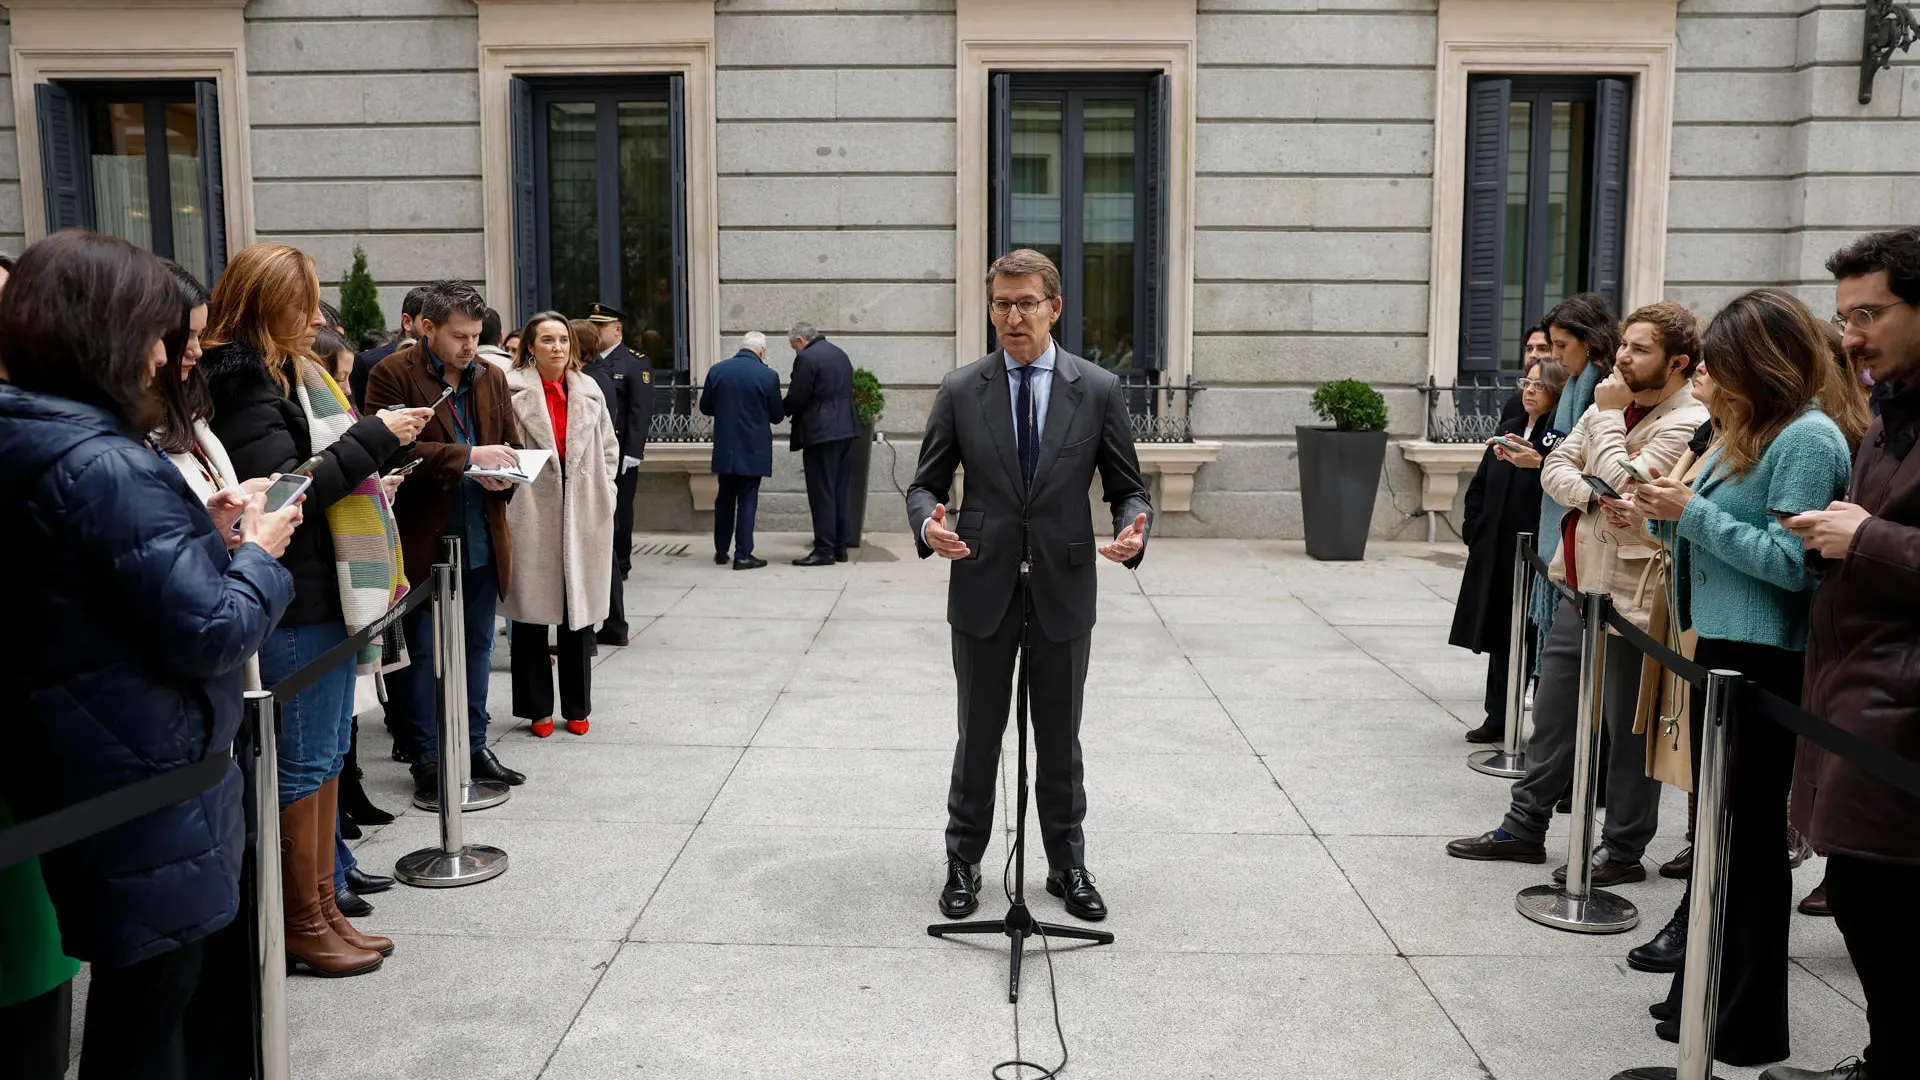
[542,376,568,462]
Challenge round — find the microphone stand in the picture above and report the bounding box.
[928,508,1114,1003]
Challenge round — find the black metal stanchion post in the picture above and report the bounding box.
[394,557,509,888]
[1516,590,1639,934]
[1471,532,1533,778]
[245,690,290,1080]
[1610,669,1737,1080]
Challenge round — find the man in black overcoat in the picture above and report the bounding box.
[784,321,862,565]
[583,302,656,646]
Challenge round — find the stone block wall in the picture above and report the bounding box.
[0,15,22,259]
[1181,0,1439,540]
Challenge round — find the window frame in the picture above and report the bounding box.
[992,72,1156,369]
[56,81,203,261]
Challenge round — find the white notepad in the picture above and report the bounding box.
[464,448,551,484]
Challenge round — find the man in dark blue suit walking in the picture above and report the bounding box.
[699,332,784,570]
[784,321,863,565]
[349,285,427,412]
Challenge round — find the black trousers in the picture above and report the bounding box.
[1827,853,1920,1078]
[1478,619,1533,732]
[802,437,856,555]
[947,591,1090,871]
[0,980,71,1080]
[510,619,593,722]
[601,542,628,638]
[1661,636,1801,1066]
[79,937,207,1080]
[612,464,638,580]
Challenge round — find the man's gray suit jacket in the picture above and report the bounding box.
[907,348,1153,643]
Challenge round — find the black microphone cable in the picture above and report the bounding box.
[990,839,1073,1080]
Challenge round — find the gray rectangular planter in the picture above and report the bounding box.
[1297,426,1388,561]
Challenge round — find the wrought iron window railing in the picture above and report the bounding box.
[645,373,1203,445]
[1421,372,1522,444]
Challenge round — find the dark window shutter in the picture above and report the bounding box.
[987,73,1011,353]
[194,81,227,278]
[1587,77,1631,318]
[36,82,92,233]
[1458,79,1512,373]
[510,77,539,325]
[668,74,690,376]
[1142,73,1171,373]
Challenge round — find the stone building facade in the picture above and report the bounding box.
[1,0,1914,540]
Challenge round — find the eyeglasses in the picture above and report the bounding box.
[1831,300,1909,333]
[1517,378,1546,390]
[989,299,1053,317]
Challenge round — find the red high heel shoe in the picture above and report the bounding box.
[529,718,554,738]
[564,718,590,736]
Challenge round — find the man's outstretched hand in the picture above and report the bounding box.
[1100,513,1148,563]
[923,503,971,560]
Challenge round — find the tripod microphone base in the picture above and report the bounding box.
[928,901,1114,1003]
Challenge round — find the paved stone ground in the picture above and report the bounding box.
[288,533,1865,1080]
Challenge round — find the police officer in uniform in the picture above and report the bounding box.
[582,302,655,646]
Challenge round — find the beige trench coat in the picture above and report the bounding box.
[499,365,619,630]
[1630,442,1712,789]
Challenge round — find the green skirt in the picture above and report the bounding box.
[0,798,81,1007]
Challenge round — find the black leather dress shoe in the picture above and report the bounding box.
[792,552,836,567]
[940,860,982,919]
[1553,852,1647,887]
[339,813,362,840]
[346,867,394,895]
[1046,868,1107,921]
[335,885,373,919]
[594,629,629,647]
[733,556,768,570]
[834,550,848,563]
[410,762,439,803]
[1626,909,1687,973]
[714,551,729,565]
[472,748,526,786]
[1444,831,1546,863]
[1759,1059,1868,1080]
[1464,722,1504,744]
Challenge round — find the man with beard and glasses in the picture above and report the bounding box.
[1447,301,1708,886]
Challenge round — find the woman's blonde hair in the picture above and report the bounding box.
[203,243,320,395]
[1701,288,1866,475]
[512,311,583,372]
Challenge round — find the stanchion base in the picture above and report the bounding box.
[1467,748,1528,778]
[1608,1068,1728,1080]
[394,843,509,888]
[1515,883,1640,934]
[410,780,511,813]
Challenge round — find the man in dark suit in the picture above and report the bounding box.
[350,284,427,412]
[909,249,1152,923]
[784,321,862,565]
[582,302,656,645]
[700,332,784,570]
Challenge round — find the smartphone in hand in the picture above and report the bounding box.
[261,472,313,513]
[1616,457,1652,485]
[1581,473,1624,501]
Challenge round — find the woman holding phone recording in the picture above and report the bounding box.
[201,243,432,978]
[1614,289,1862,1065]
[1449,358,1568,743]
[501,312,619,737]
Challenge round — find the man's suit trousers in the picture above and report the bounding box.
[947,591,1090,871]
[801,437,856,555]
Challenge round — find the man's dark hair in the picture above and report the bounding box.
[480,307,503,347]
[1826,227,1920,307]
[0,230,181,431]
[0,252,14,273]
[359,329,390,351]
[401,285,430,319]
[155,261,214,454]
[319,299,344,332]
[1543,292,1622,373]
[417,279,488,327]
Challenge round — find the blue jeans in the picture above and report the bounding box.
[388,558,499,762]
[715,474,762,558]
[258,622,355,811]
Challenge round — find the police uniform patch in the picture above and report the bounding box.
[641,371,652,384]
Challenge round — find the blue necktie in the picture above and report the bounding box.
[1014,365,1036,488]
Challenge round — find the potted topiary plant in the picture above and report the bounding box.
[337,245,386,343]
[1298,379,1390,560]
[846,368,886,548]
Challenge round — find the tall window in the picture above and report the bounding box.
[989,72,1170,377]
[36,80,227,282]
[1459,76,1630,373]
[511,75,689,380]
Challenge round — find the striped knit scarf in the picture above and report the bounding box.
[292,361,410,675]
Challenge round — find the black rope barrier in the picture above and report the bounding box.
[1525,546,1581,606]
[1600,604,1709,690]
[265,584,431,700]
[0,585,432,871]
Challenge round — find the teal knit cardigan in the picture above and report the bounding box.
[1667,409,1852,651]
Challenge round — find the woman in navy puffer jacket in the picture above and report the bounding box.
[0,231,299,1079]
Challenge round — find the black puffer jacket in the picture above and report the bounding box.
[0,383,293,967]
[201,341,400,626]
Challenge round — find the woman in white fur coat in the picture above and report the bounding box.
[500,312,619,737]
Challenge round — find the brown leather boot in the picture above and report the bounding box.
[316,778,394,958]
[281,792,382,977]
